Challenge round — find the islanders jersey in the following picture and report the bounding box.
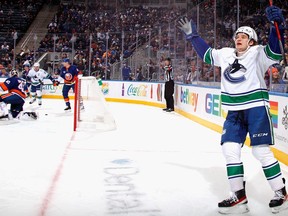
[59,65,79,85]
[0,76,26,100]
[27,68,50,86]
[204,45,281,110]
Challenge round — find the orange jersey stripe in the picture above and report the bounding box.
[11,89,26,99]
[1,93,12,99]
[0,82,8,91]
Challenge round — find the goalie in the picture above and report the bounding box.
[0,70,38,120]
[178,4,287,215]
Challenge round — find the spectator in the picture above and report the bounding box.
[270,67,287,93]
[0,65,9,78]
[122,62,131,81]
[135,67,144,81]
[1,42,9,51]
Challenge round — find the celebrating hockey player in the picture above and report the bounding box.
[178,4,287,215]
[0,70,26,119]
[53,58,82,111]
[27,62,52,106]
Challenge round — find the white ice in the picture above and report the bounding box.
[0,98,287,216]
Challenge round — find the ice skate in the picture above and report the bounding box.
[38,101,42,106]
[269,178,288,214]
[29,98,36,104]
[218,188,249,214]
[64,105,71,112]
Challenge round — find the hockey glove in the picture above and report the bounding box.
[53,80,59,86]
[177,17,199,40]
[265,6,285,25]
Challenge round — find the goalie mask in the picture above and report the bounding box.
[10,69,18,77]
[233,26,258,42]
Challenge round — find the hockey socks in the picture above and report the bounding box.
[263,161,282,188]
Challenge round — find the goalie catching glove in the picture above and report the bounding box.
[177,17,199,40]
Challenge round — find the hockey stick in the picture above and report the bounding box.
[268,0,287,69]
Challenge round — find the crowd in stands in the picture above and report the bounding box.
[0,0,47,74]
[0,0,287,92]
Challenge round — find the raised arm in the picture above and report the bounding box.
[177,17,211,61]
[265,5,285,60]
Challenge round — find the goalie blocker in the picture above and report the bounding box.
[73,76,116,132]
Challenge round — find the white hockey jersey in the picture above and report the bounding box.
[27,68,49,86]
[204,45,281,111]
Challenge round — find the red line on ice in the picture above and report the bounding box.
[39,132,75,216]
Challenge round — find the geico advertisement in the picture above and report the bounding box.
[175,85,226,125]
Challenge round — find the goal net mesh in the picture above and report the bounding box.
[74,76,116,132]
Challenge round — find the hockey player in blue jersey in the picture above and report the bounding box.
[0,70,26,119]
[21,61,31,97]
[53,58,81,111]
[178,5,287,215]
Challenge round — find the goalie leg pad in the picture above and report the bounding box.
[0,102,9,117]
[18,111,39,120]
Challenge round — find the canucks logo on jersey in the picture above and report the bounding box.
[224,59,247,83]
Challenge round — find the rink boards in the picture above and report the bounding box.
[1,78,287,165]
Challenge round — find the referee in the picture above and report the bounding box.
[162,57,174,112]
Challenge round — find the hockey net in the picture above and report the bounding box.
[74,76,116,132]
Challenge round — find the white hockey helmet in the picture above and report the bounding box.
[10,69,18,77]
[23,60,30,67]
[33,62,40,67]
[233,26,258,42]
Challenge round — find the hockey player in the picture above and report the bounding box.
[53,58,82,111]
[162,57,174,112]
[21,61,31,97]
[0,70,26,119]
[27,62,52,106]
[178,5,287,214]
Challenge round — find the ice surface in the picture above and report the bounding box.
[0,99,287,216]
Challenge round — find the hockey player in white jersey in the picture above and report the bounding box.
[27,62,52,106]
[178,5,287,215]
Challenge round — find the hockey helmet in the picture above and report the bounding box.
[10,69,18,77]
[33,62,40,67]
[23,60,30,67]
[233,26,258,42]
[62,58,70,63]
